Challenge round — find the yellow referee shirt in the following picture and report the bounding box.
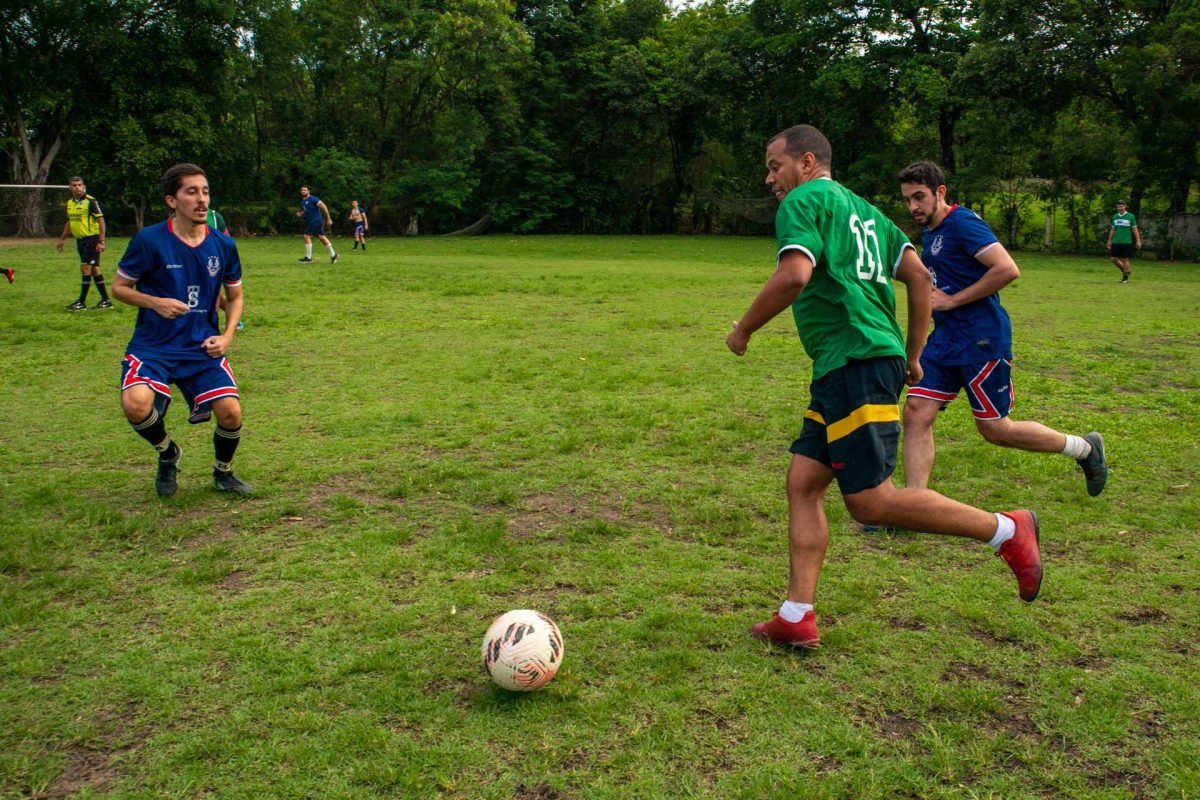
[67,195,104,238]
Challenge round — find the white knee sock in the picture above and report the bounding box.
[305,243,313,258]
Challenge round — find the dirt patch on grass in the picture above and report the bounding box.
[887,617,925,631]
[967,625,1037,651]
[216,569,251,593]
[875,711,923,742]
[505,490,671,540]
[423,675,481,705]
[178,517,240,551]
[513,783,566,800]
[1115,607,1168,624]
[42,747,120,798]
[944,660,990,681]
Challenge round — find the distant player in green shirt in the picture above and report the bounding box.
[726,125,1043,649]
[1106,200,1141,283]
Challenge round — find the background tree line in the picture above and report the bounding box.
[2,0,1197,253]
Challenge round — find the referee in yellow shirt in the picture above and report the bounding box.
[56,176,113,311]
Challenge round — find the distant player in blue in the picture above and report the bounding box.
[296,185,337,263]
[112,163,252,497]
[897,161,1108,497]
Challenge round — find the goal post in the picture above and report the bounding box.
[0,184,72,238]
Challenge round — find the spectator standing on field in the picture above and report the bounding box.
[726,125,1044,651]
[897,161,1108,499]
[56,176,113,311]
[1106,200,1141,283]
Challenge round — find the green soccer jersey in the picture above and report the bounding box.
[774,177,915,380]
[1111,212,1136,244]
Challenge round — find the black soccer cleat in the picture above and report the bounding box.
[213,469,253,495]
[65,300,87,311]
[156,444,181,497]
[330,252,339,264]
[298,257,314,263]
[94,299,113,310]
[1077,431,1108,497]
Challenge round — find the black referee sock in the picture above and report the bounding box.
[78,276,91,303]
[131,409,172,453]
[93,274,110,301]
[214,424,242,471]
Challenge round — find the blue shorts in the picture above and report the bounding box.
[790,357,904,495]
[304,221,325,237]
[354,222,365,237]
[121,351,240,424]
[907,357,1014,421]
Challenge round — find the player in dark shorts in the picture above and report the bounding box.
[1106,200,1141,283]
[897,161,1108,500]
[348,200,369,251]
[297,186,338,263]
[112,163,251,497]
[725,126,1043,650]
[55,177,113,311]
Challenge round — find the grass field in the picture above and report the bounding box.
[1,234,1198,799]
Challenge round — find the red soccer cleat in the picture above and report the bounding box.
[3,268,12,284]
[751,610,821,649]
[997,510,1042,601]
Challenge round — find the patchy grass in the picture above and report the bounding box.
[1,236,1198,798]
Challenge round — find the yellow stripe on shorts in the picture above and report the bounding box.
[826,404,899,443]
[805,409,826,425]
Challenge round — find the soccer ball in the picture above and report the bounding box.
[480,609,564,691]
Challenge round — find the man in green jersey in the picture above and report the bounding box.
[726,125,1043,649]
[56,176,113,311]
[1105,200,1141,283]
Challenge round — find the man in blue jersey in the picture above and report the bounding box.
[897,161,1108,497]
[296,186,338,264]
[112,163,251,497]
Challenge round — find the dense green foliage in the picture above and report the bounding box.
[2,237,1199,797]
[2,0,1198,240]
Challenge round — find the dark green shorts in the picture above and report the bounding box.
[790,356,904,495]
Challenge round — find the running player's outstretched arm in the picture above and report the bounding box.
[726,249,812,356]
[895,248,931,385]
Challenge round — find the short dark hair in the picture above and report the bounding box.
[1117,199,1127,205]
[68,176,84,184]
[897,161,946,193]
[162,163,206,199]
[768,125,832,167]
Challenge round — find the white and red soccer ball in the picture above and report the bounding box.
[481,609,564,691]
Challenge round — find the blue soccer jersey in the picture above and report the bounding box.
[301,195,323,224]
[920,205,1012,365]
[117,219,243,357]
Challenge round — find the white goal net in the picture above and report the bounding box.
[0,185,71,237]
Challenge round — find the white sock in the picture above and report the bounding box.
[1061,434,1091,460]
[305,243,313,258]
[987,513,1016,550]
[779,600,813,623]
[326,242,336,257]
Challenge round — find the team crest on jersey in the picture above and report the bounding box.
[931,235,944,256]
[207,256,221,276]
